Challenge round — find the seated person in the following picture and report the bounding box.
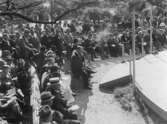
[40,91,80,123]
[0,81,23,123]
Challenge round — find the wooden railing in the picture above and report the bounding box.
[29,66,41,124]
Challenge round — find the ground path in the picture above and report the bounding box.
[61,57,166,124]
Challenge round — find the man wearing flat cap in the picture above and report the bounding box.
[41,91,64,124]
[1,33,11,51]
[0,59,12,94]
[2,50,13,63]
[41,91,80,124]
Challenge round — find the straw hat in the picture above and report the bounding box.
[160,22,166,27]
[0,59,10,69]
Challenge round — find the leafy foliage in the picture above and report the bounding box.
[0,0,167,24]
[0,0,99,23]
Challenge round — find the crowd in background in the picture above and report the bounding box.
[0,14,167,123]
[0,19,100,124]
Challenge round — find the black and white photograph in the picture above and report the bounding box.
[0,0,167,124]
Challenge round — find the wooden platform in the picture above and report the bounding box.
[100,62,131,90]
[100,62,130,84]
[135,53,167,121]
[100,51,167,121]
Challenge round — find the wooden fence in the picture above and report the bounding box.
[30,66,41,124]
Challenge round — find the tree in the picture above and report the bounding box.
[0,0,99,24]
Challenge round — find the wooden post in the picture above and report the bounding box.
[129,49,132,76]
[150,6,153,54]
[121,43,125,62]
[132,10,136,85]
[122,43,125,57]
[141,16,144,56]
[50,0,54,23]
[141,37,144,56]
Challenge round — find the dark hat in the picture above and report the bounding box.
[47,83,61,92]
[2,50,13,60]
[3,29,8,34]
[43,63,52,68]
[24,28,30,34]
[15,31,21,36]
[45,56,55,62]
[41,91,55,105]
[2,32,8,36]
[74,38,79,43]
[2,50,11,57]
[39,105,53,122]
[43,63,54,70]
[43,63,59,72]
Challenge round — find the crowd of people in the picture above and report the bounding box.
[0,20,98,124]
[0,15,167,123]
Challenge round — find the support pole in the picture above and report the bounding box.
[141,37,144,56]
[50,0,54,25]
[150,6,153,54]
[129,49,132,76]
[122,43,125,57]
[132,10,136,85]
[121,43,125,62]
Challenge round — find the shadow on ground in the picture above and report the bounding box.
[99,76,131,94]
[135,99,167,124]
[91,57,122,68]
[74,90,93,124]
[147,107,167,124]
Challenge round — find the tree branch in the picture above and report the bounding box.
[15,1,43,10]
[0,1,98,24]
[54,0,68,10]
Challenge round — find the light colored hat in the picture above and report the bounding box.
[49,77,59,83]
[0,59,10,69]
[160,22,166,27]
